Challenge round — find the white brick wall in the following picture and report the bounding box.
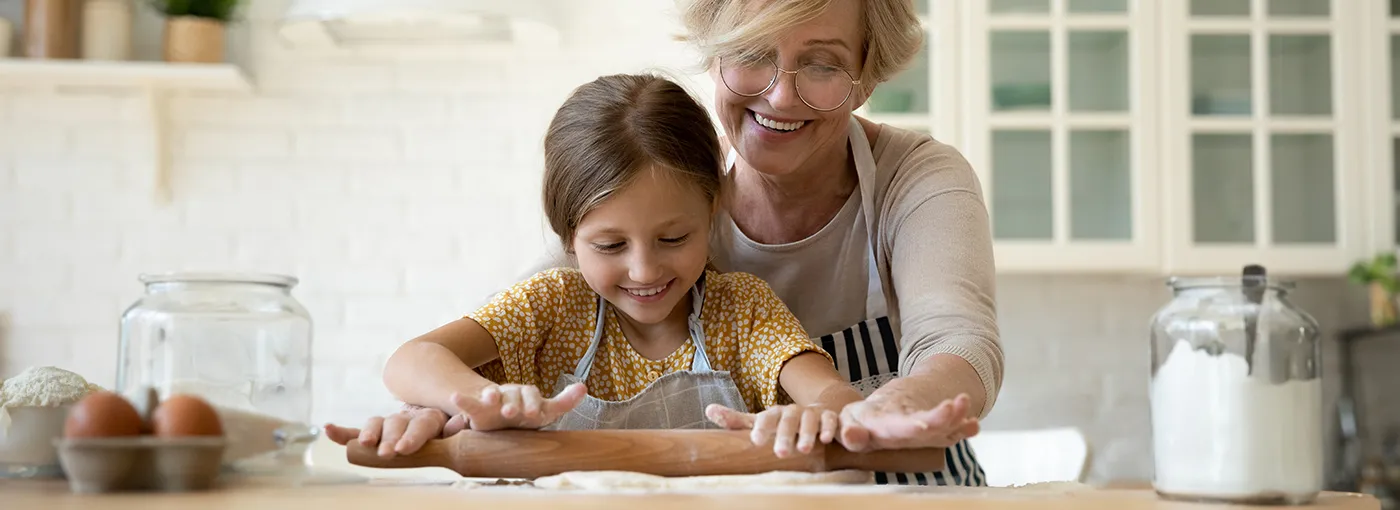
[0,0,1386,486]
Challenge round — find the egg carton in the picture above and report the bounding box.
[53,436,227,493]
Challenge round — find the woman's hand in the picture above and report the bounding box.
[705,403,839,458]
[838,393,981,453]
[451,382,588,431]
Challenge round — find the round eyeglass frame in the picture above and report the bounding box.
[718,56,861,112]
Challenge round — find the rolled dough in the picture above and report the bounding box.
[531,470,874,491]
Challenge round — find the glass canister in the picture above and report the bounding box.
[1148,265,1324,505]
[116,272,318,476]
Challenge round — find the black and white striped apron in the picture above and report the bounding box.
[723,118,988,486]
[818,227,986,487]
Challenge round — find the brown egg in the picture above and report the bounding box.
[151,394,223,437]
[64,391,144,438]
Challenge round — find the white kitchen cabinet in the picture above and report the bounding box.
[969,0,1160,274]
[1160,0,1366,276]
[1362,0,1400,257]
[859,0,952,140]
[861,0,1374,276]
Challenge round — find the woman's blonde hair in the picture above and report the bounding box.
[542,73,724,248]
[679,0,923,96]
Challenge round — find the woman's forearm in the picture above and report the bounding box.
[382,341,497,412]
[873,353,987,417]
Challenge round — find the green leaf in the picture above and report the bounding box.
[149,0,240,21]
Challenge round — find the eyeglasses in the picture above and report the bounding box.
[718,56,861,112]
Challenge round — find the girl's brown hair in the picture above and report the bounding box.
[542,73,723,247]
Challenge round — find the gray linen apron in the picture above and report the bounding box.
[544,275,751,430]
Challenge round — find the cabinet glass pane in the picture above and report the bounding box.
[1269,35,1331,116]
[1069,31,1129,112]
[993,130,1053,240]
[1192,35,1252,116]
[1192,134,1255,243]
[1271,134,1335,243]
[1393,0,1400,17]
[1069,0,1127,13]
[1192,0,1250,16]
[991,0,1049,14]
[868,32,929,114]
[1392,36,1399,120]
[1070,130,1132,240]
[992,31,1052,111]
[1268,0,1328,17]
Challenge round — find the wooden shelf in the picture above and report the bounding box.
[0,59,255,205]
[0,58,252,92]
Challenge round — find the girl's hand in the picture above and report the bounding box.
[839,393,981,452]
[450,382,588,431]
[324,403,466,459]
[705,403,839,458]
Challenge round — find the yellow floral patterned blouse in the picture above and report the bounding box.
[468,268,831,411]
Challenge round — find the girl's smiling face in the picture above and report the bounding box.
[571,166,714,326]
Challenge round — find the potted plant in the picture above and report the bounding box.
[1348,251,1400,327]
[149,0,239,63]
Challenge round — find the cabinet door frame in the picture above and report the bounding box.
[855,2,960,140]
[1363,0,1396,255]
[1159,0,1367,276]
[962,0,1162,274]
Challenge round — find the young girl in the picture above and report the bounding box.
[330,73,868,459]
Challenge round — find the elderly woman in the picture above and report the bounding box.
[328,0,1001,487]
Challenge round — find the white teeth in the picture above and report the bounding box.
[626,285,665,297]
[754,112,805,132]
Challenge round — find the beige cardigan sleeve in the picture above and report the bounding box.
[876,129,1005,419]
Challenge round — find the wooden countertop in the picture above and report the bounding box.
[0,478,1382,510]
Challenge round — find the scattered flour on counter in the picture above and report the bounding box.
[1009,481,1095,492]
[0,366,104,408]
[452,470,877,493]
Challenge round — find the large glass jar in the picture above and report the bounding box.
[1149,265,1324,505]
[116,272,316,475]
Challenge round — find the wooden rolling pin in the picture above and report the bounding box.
[346,429,946,478]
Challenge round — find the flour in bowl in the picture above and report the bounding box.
[0,366,104,408]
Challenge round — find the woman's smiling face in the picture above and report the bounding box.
[711,0,866,178]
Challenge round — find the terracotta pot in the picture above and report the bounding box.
[24,0,82,59]
[163,16,224,63]
[1370,282,1396,327]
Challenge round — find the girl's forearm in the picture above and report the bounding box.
[382,341,497,412]
[778,352,865,409]
[811,380,864,410]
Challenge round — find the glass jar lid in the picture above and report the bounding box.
[138,271,299,288]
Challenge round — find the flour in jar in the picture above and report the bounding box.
[1150,339,1323,499]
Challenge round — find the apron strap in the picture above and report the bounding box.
[846,119,889,319]
[687,273,714,372]
[571,295,612,381]
[570,275,717,380]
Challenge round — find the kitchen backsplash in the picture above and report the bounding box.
[0,0,1391,485]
